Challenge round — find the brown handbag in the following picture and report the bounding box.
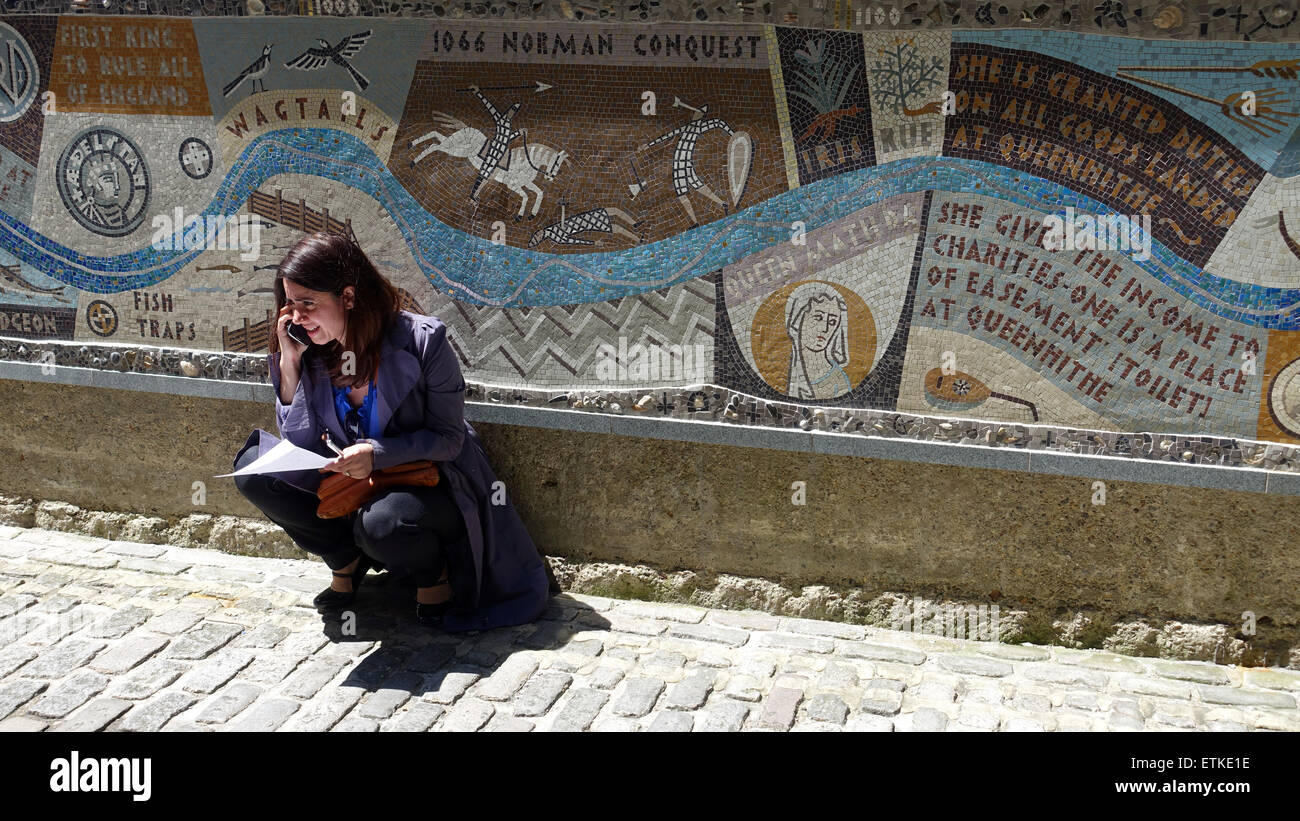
[315,460,440,519]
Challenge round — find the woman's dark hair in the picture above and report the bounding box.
[270,231,401,389]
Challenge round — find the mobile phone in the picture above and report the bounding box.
[287,321,312,346]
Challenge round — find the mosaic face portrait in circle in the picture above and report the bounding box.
[88,156,122,209]
[57,128,150,237]
[785,282,850,399]
[750,279,876,401]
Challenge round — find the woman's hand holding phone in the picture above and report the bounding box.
[274,305,310,405]
[276,305,309,367]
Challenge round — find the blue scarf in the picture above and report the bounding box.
[332,377,378,442]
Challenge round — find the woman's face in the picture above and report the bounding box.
[283,279,354,346]
[797,296,840,354]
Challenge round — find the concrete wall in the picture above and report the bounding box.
[6,377,1296,664]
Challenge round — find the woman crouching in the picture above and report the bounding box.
[230,231,550,631]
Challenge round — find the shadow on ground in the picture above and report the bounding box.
[309,568,611,698]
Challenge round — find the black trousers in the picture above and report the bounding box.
[232,440,467,588]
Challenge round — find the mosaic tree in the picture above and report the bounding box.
[869,36,945,116]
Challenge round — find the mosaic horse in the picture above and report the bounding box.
[409,113,569,219]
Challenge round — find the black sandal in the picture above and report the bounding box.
[313,555,372,611]
[415,576,452,627]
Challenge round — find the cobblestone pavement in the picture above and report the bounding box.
[1,525,1298,732]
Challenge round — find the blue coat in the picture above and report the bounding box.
[234,310,550,631]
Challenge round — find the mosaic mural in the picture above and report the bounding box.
[3,3,1300,44]
[10,14,1300,452]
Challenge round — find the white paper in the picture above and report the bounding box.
[214,438,333,477]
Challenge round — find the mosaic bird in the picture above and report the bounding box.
[223,44,274,97]
[284,31,372,91]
